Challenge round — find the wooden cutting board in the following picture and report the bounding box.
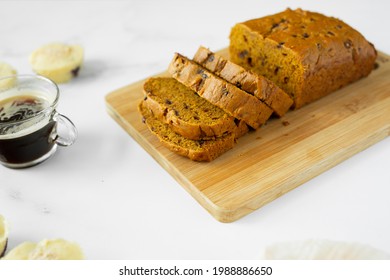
[105,49,390,223]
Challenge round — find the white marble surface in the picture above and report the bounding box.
[1,0,389,259]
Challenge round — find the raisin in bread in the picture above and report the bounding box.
[193,46,293,117]
[229,8,377,108]
[168,53,273,129]
[143,77,248,140]
[138,101,235,161]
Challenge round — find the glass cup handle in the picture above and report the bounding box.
[53,113,77,147]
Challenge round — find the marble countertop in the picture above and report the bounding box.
[1,0,389,259]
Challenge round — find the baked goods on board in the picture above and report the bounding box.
[139,8,377,161]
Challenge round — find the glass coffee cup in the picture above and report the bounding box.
[0,75,77,168]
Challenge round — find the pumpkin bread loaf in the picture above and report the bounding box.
[168,53,273,129]
[229,8,377,108]
[143,77,248,140]
[193,46,293,117]
[138,101,235,161]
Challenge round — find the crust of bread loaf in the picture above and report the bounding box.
[168,53,273,129]
[229,8,377,108]
[193,46,293,117]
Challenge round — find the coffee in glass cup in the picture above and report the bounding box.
[0,75,77,168]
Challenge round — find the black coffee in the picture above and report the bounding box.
[0,95,56,166]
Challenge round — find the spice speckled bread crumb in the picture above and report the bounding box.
[168,53,273,129]
[138,101,235,162]
[193,46,293,117]
[143,77,248,140]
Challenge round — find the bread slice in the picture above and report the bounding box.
[168,53,273,129]
[138,101,235,162]
[193,46,293,117]
[143,77,248,140]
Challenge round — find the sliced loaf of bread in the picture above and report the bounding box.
[168,53,273,129]
[143,77,248,140]
[138,101,235,161]
[193,46,293,117]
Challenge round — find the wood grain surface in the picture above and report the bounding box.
[105,49,390,222]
